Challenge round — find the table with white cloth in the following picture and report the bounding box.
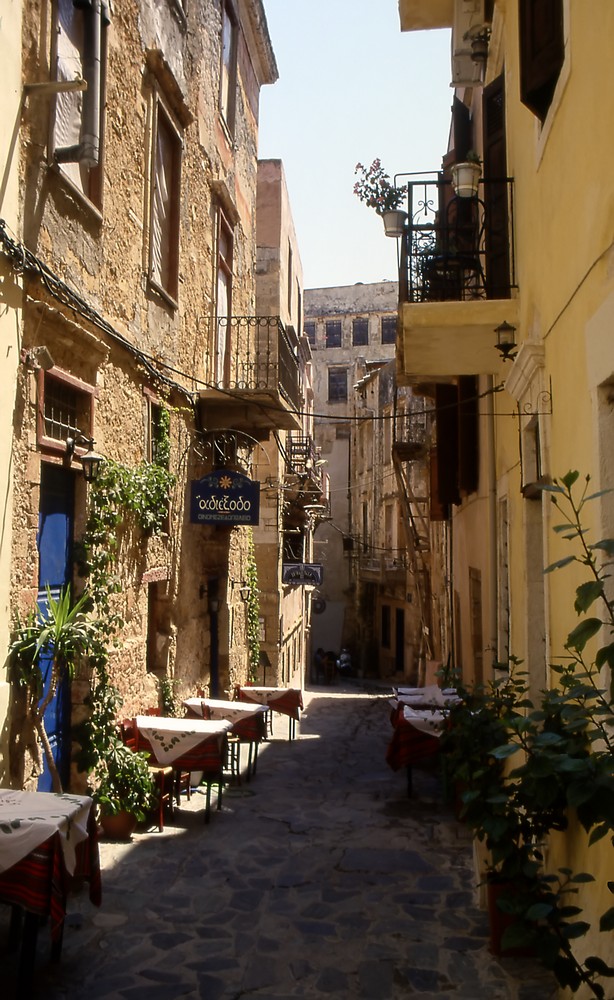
[0,790,101,998]
[393,684,459,708]
[386,700,448,796]
[135,716,232,822]
[235,686,303,739]
[184,698,268,781]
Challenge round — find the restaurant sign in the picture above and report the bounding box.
[282,563,324,586]
[190,469,260,526]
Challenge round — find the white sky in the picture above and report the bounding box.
[258,1,452,291]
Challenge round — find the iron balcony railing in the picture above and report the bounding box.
[215,316,301,411]
[398,175,516,304]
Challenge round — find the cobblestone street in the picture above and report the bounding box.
[6,684,556,999]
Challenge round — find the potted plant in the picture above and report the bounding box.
[8,586,97,793]
[354,159,408,237]
[94,738,155,839]
[451,150,482,198]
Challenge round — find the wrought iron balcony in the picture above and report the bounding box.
[399,175,516,304]
[199,316,301,433]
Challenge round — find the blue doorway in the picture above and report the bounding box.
[36,463,75,791]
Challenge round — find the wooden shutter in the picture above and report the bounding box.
[458,375,479,496]
[483,74,510,299]
[519,0,564,121]
[452,97,472,162]
[435,383,460,507]
[429,446,449,522]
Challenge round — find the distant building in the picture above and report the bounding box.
[304,281,442,678]
[253,159,326,687]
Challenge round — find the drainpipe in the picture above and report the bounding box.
[55,0,104,167]
[485,375,498,674]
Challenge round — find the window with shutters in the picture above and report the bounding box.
[215,209,234,384]
[325,320,342,348]
[51,0,109,208]
[148,96,182,305]
[328,368,347,403]
[381,316,396,345]
[352,318,369,346]
[519,0,565,123]
[219,0,238,135]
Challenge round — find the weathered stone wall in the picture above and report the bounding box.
[9,0,276,787]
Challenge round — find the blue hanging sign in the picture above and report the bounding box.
[190,469,260,526]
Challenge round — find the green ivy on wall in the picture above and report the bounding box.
[74,440,176,775]
[245,528,261,682]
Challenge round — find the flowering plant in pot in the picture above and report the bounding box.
[354,159,407,236]
[94,738,155,838]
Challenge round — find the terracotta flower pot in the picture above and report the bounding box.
[100,809,138,840]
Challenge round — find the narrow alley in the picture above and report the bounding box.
[12,684,556,1000]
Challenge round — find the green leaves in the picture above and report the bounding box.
[566,618,602,652]
[574,581,605,614]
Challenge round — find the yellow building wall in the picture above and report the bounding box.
[491,3,614,989]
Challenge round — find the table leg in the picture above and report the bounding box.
[16,910,40,1000]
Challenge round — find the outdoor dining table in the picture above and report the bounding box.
[0,789,101,999]
[183,698,268,781]
[386,703,446,797]
[235,685,303,739]
[135,715,232,822]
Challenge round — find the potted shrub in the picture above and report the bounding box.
[354,159,407,237]
[95,738,155,839]
[451,150,482,198]
[8,586,96,793]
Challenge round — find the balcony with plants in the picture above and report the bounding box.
[397,169,518,381]
[199,316,302,434]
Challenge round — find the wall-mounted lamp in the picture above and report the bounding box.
[494,321,518,362]
[66,432,104,482]
[239,585,251,602]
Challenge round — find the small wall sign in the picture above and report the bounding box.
[190,469,260,526]
[282,563,324,586]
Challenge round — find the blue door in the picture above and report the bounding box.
[36,463,75,791]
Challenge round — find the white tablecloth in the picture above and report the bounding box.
[135,716,232,765]
[401,706,446,737]
[184,698,268,724]
[0,789,93,874]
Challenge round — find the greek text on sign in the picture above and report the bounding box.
[190,470,260,526]
[282,563,324,586]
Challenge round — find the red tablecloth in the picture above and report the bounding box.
[236,686,304,722]
[0,804,101,942]
[385,705,442,772]
[135,717,231,774]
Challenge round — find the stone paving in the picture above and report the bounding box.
[4,683,557,999]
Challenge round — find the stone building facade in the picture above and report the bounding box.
[304,281,401,669]
[1,0,291,790]
[252,159,324,688]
